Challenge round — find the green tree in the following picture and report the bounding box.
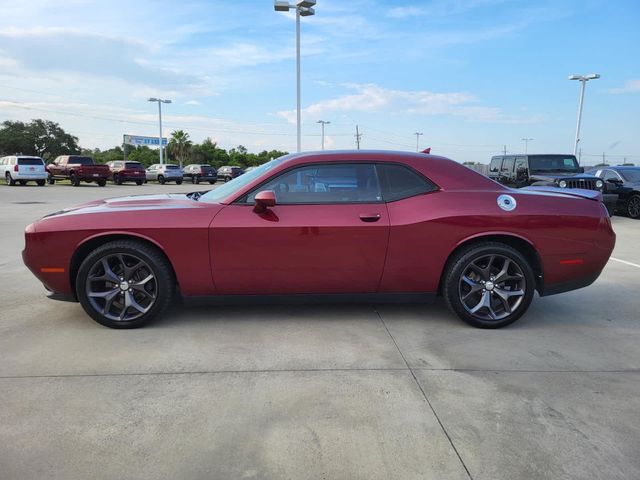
[0,119,79,160]
[168,130,192,168]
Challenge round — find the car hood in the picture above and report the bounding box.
[529,172,597,181]
[43,193,211,218]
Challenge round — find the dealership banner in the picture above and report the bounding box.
[123,134,168,146]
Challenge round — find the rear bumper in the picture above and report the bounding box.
[539,272,600,296]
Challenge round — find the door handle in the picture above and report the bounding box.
[359,213,381,222]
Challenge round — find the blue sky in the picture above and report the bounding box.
[0,0,638,164]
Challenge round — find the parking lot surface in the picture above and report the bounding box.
[1,182,639,479]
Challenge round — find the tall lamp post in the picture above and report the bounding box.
[414,132,423,152]
[148,97,172,164]
[317,120,330,150]
[569,73,600,156]
[521,137,533,154]
[274,0,316,153]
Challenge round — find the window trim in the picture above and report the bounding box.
[235,161,439,206]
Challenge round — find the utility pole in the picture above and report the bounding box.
[414,132,423,152]
[317,120,330,150]
[355,125,362,150]
[602,152,606,165]
[521,138,533,154]
[503,145,507,155]
[578,148,582,164]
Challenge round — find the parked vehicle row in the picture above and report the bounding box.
[2,155,246,187]
[594,166,640,219]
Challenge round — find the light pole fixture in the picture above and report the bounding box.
[317,120,330,150]
[569,73,600,156]
[521,137,533,154]
[274,0,316,153]
[148,97,172,164]
[414,132,423,152]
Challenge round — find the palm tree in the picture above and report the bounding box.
[168,130,192,168]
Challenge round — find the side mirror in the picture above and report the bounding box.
[253,190,276,213]
[578,167,585,173]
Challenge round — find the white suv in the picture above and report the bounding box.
[145,164,183,184]
[1,156,47,186]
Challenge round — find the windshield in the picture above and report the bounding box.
[529,155,580,172]
[620,169,640,182]
[199,155,290,203]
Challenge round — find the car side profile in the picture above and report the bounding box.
[594,166,640,219]
[1,155,47,186]
[23,150,615,329]
[106,161,146,185]
[145,163,183,184]
[217,165,244,182]
[182,164,218,184]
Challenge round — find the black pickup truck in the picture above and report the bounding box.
[488,154,618,214]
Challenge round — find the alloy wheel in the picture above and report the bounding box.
[85,253,157,322]
[628,196,640,219]
[458,254,526,321]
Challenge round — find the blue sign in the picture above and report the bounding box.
[124,134,168,147]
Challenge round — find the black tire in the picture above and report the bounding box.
[113,173,122,185]
[136,180,143,186]
[627,194,640,219]
[158,175,165,185]
[6,172,16,186]
[18,180,26,185]
[195,176,200,184]
[97,179,107,187]
[443,242,535,329]
[209,181,215,184]
[224,176,229,183]
[47,174,55,185]
[37,179,46,186]
[176,179,183,185]
[75,240,175,329]
[70,173,80,186]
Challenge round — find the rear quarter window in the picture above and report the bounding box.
[377,164,437,202]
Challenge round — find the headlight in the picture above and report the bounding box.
[596,180,604,189]
[558,180,567,188]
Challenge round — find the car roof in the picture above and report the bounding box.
[608,166,639,170]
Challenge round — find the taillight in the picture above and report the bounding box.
[14,164,19,172]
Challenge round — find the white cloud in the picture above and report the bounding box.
[185,100,201,106]
[606,80,640,94]
[387,7,426,19]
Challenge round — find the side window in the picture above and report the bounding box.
[514,157,527,173]
[489,157,502,173]
[501,157,515,174]
[248,163,381,204]
[603,170,620,181]
[377,164,437,202]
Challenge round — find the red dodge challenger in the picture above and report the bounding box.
[23,151,615,329]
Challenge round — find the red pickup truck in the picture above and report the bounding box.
[47,155,110,186]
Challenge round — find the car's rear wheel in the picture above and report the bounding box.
[76,240,174,328]
[443,242,535,328]
[113,173,122,185]
[97,179,106,187]
[6,172,16,186]
[176,179,183,185]
[47,174,55,185]
[136,180,143,186]
[37,180,46,186]
[158,175,165,185]
[195,176,200,184]
[627,194,640,219]
[70,173,80,186]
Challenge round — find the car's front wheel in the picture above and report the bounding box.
[76,240,175,328]
[158,175,165,185]
[443,242,535,328]
[627,194,640,219]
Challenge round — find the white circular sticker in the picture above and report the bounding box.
[497,194,517,211]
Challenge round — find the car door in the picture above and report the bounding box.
[210,162,390,294]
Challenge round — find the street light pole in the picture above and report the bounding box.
[521,137,533,154]
[274,1,316,153]
[317,120,330,150]
[569,73,600,156]
[414,132,423,152]
[148,97,172,164]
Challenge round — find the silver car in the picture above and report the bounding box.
[145,164,183,184]
[1,155,47,186]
